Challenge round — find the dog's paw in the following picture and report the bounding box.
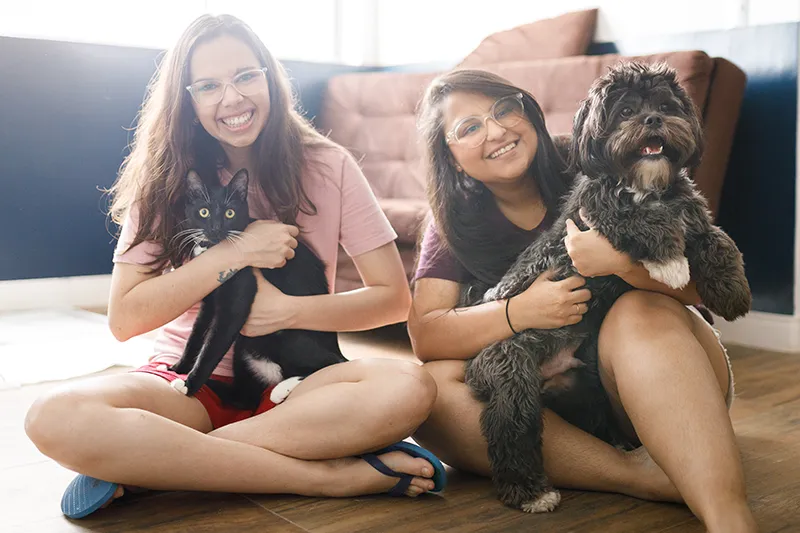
[170,378,189,395]
[269,376,303,404]
[520,490,561,513]
[643,257,690,289]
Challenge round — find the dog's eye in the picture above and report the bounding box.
[620,107,633,117]
[659,103,670,112]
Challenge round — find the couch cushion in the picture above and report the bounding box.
[459,9,597,68]
[319,70,439,202]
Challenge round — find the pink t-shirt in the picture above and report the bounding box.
[113,145,397,377]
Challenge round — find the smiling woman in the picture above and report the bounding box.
[24,13,447,520]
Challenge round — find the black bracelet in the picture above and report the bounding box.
[505,297,520,335]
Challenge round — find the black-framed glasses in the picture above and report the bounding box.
[186,67,268,106]
[446,93,526,148]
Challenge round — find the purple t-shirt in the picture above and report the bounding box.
[415,199,555,284]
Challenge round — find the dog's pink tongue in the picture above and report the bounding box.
[641,141,663,156]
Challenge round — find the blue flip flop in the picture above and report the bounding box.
[360,440,447,496]
[61,474,119,519]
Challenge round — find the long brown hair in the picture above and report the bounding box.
[109,14,335,269]
[416,69,572,286]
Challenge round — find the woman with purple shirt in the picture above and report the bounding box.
[408,69,755,532]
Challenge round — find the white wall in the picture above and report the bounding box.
[0,0,340,62]
[373,0,800,65]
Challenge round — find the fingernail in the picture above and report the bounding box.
[423,467,432,476]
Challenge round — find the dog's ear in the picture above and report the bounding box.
[570,83,608,175]
[669,76,705,168]
[568,96,592,173]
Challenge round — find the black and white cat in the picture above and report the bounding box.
[168,168,347,409]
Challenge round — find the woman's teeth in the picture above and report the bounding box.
[489,142,517,159]
[221,111,253,128]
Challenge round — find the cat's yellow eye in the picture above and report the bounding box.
[225,209,236,219]
[199,208,210,218]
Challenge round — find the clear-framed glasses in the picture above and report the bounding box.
[186,67,269,107]
[446,93,526,148]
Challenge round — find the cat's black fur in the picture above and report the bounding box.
[169,168,346,409]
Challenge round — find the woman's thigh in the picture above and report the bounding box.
[597,291,731,439]
[26,371,213,439]
[284,357,436,403]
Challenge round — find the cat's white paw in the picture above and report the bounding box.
[170,378,189,395]
[156,364,168,371]
[269,377,303,404]
[643,257,690,289]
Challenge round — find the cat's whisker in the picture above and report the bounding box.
[171,228,202,243]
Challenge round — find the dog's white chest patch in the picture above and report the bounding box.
[245,356,284,385]
[643,257,691,289]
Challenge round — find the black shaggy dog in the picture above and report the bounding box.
[462,62,752,513]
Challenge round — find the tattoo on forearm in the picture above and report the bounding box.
[217,269,238,283]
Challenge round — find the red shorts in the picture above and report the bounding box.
[131,362,278,429]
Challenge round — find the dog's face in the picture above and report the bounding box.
[570,62,704,192]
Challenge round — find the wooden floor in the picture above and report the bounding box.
[3,323,800,532]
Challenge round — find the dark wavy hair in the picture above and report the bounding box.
[417,69,573,286]
[109,14,336,269]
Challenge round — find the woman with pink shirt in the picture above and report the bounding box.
[24,14,445,519]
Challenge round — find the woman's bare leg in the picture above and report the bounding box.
[414,359,680,501]
[598,291,757,533]
[25,359,438,498]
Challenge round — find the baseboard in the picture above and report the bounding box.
[714,310,800,353]
[0,274,111,312]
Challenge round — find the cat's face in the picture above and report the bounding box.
[182,168,249,253]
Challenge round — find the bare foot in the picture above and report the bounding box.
[99,485,148,509]
[625,446,682,503]
[322,451,437,498]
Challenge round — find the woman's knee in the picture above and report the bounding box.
[366,359,438,427]
[25,387,105,467]
[601,291,693,344]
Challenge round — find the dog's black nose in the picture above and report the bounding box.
[644,114,663,127]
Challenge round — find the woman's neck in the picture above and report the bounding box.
[222,144,257,177]
[487,176,541,211]
[487,176,546,231]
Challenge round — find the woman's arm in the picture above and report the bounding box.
[109,241,244,341]
[241,242,412,336]
[109,220,299,341]
[565,218,700,306]
[408,273,591,362]
[617,263,701,306]
[407,278,514,362]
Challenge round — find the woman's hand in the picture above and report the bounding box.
[240,269,297,337]
[228,220,299,270]
[508,270,592,330]
[564,210,635,278]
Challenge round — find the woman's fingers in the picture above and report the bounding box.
[569,288,592,304]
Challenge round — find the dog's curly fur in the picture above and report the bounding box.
[461,62,752,513]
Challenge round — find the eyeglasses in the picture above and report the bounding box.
[446,93,526,148]
[186,67,269,107]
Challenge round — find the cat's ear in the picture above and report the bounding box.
[229,168,249,202]
[185,170,206,200]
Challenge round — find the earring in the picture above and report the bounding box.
[192,117,200,125]
[455,165,463,172]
